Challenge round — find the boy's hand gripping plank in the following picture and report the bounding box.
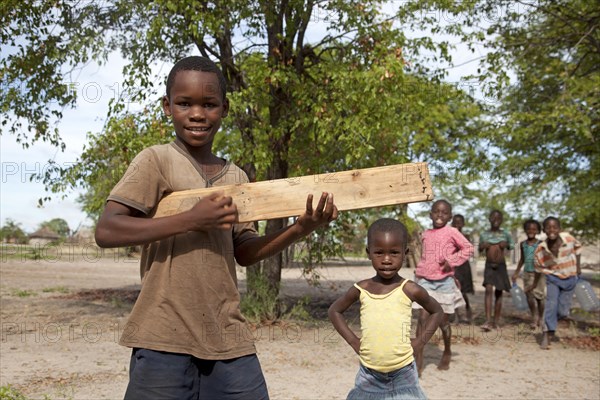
[151,162,433,222]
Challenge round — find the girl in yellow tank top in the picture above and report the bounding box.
[329,218,443,400]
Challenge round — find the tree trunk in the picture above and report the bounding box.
[261,149,290,295]
[407,230,422,270]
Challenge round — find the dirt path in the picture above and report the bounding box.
[1,256,599,399]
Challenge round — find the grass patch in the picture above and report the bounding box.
[110,296,126,309]
[0,385,27,400]
[10,289,36,298]
[241,271,314,323]
[284,296,313,321]
[42,286,70,294]
[588,326,600,337]
[241,275,279,323]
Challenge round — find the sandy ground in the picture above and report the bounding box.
[1,248,599,400]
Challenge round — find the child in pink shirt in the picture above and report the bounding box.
[413,199,473,375]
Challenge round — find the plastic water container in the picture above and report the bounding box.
[510,283,529,311]
[574,278,600,312]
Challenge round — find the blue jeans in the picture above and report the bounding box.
[347,362,427,400]
[544,275,577,332]
[124,348,269,400]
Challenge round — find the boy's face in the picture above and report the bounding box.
[366,230,407,280]
[525,223,540,239]
[451,216,464,231]
[162,70,229,150]
[430,202,452,229]
[489,212,503,229]
[543,220,561,241]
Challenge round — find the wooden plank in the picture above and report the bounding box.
[151,162,434,222]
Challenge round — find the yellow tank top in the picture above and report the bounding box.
[355,279,414,373]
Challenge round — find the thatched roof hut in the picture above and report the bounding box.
[29,227,60,246]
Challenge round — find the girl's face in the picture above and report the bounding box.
[430,202,452,229]
[543,220,561,241]
[525,223,540,240]
[366,231,407,281]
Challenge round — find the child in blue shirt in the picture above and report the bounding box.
[511,219,544,329]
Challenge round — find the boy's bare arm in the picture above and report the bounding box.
[328,286,361,354]
[478,240,489,252]
[234,193,338,266]
[95,192,238,248]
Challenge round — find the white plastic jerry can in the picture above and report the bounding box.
[510,283,529,311]
[574,278,600,312]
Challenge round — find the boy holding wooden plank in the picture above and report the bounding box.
[95,56,337,399]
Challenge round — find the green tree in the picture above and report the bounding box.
[44,109,173,221]
[462,0,600,238]
[3,1,487,308]
[39,218,71,238]
[0,219,28,244]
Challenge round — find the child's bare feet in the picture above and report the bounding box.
[529,317,541,330]
[529,318,539,330]
[438,350,451,370]
[480,322,493,332]
[540,332,550,350]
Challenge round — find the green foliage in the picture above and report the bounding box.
[39,218,70,238]
[6,1,486,250]
[10,289,36,298]
[42,286,70,294]
[1,1,115,149]
[241,270,313,323]
[44,108,172,221]
[241,270,280,323]
[0,385,27,400]
[0,219,28,244]
[462,0,600,237]
[0,1,538,324]
[285,296,313,322]
[588,327,600,337]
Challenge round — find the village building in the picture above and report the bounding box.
[28,227,61,246]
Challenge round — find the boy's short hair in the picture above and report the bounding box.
[166,56,227,100]
[453,214,465,222]
[523,219,541,232]
[543,216,561,229]
[367,218,408,249]
[431,199,452,213]
[490,209,503,218]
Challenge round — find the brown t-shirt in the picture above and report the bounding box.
[108,142,259,360]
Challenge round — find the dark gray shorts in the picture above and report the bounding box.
[124,348,269,400]
[483,261,511,292]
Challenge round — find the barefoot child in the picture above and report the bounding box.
[95,56,338,399]
[511,219,544,329]
[451,214,475,323]
[533,216,582,349]
[479,209,514,331]
[329,218,443,400]
[413,200,473,374]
